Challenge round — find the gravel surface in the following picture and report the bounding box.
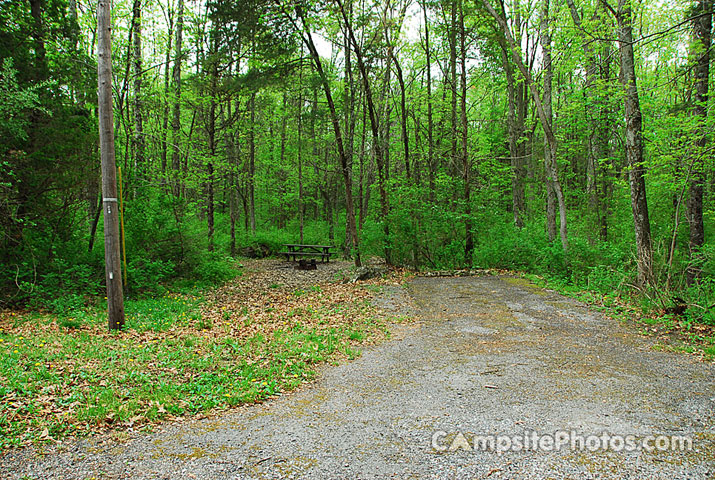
[2,275,713,479]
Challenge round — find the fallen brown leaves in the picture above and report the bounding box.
[198,258,404,343]
[0,258,408,450]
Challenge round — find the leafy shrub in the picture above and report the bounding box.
[586,264,629,294]
[192,254,238,285]
[126,258,175,293]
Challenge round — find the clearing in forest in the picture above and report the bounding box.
[1,264,713,479]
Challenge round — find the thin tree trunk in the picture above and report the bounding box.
[248,92,256,235]
[131,0,144,190]
[204,31,219,252]
[541,0,557,243]
[226,102,238,256]
[687,0,711,285]
[291,6,361,265]
[422,1,436,203]
[460,0,473,267]
[298,55,305,244]
[359,99,369,231]
[392,53,410,180]
[335,0,390,265]
[343,4,356,255]
[449,1,458,179]
[161,6,173,174]
[567,0,611,241]
[598,40,614,241]
[171,0,184,196]
[484,0,568,252]
[499,39,526,228]
[279,93,289,229]
[609,0,653,286]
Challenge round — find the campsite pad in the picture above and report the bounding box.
[1,274,713,479]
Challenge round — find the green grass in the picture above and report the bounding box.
[0,284,389,450]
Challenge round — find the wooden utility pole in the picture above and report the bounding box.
[97,0,125,330]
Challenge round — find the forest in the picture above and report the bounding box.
[0,0,713,321]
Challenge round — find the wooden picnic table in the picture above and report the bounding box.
[279,244,335,263]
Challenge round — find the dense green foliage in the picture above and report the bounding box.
[0,0,713,321]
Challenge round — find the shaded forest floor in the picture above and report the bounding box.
[0,257,406,450]
[1,273,713,479]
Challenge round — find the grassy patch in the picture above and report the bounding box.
[0,272,394,450]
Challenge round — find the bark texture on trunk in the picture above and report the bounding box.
[615,0,653,286]
[423,2,436,203]
[460,1,473,267]
[500,38,527,228]
[484,0,568,251]
[295,5,361,266]
[687,0,712,284]
[541,0,558,243]
[97,0,125,330]
[248,93,256,235]
[170,0,184,196]
[132,0,144,185]
[335,0,390,265]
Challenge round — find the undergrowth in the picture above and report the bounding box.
[0,270,394,450]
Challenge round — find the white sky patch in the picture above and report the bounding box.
[312,31,335,59]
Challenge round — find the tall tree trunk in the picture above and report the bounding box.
[298,55,305,244]
[359,99,369,231]
[206,70,217,252]
[499,39,526,228]
[226,101,238,257]
[306,27,359,262]
[335,0,390,265]
[610,0,653,286]
[132,0,144,189]
[171,0,184,196]
[484,0,568,251]
[289,6,361,265]
[343,6,356,256]
[161,8,173,174]
[204,30,219,252]
[279,93,289,229]
[449,1,458,179]
[248,93,257,235]
[460,0,473,267]
[687,0,712,285]
[97,0,125,330]
[540,0,557,243]
[567,0,610,241]
[392,52,410,180]
[422,1,436,203]
[598,39,614,241]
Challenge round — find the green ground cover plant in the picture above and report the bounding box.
[0,263,399,450]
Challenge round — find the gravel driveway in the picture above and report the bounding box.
[2,275,713,479]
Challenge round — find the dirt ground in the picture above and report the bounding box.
[1,270,713,479]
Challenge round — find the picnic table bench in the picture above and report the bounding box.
[279,244,335,263]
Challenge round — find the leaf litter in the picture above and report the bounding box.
[0,257,409,451]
